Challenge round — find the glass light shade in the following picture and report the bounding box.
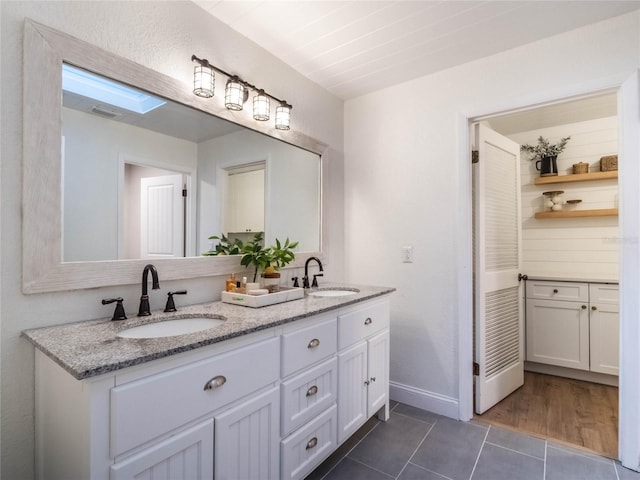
[193,65,214,98]
[225,80,245,110]
[275,104,291,130]
[253,93,270,121]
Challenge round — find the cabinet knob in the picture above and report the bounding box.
[582,305,587,309]
[364,317,373,325]
[592,306,597,311]
[306,437,318,450]
[307,338,320,349]
[370,377,376,382]
[553,289,558,294]
[203,375,226,391]
[364,380,370,386]
[306,385,319,397]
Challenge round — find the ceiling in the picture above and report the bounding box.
[194,1,640,100]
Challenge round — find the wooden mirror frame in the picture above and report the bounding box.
[23,19,327,293]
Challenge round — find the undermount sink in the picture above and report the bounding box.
[307,288,359,298]
[117,317,226,339]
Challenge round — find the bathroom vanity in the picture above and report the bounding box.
[525,278,619,382]
[23,285,393,480]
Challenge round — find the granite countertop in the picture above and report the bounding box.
[22,284,395,380]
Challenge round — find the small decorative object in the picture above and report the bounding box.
[566,199,582,210]
[573,162,589,174]
[543,190,564,211]
[600,154,618,172]
[521,136,571,177]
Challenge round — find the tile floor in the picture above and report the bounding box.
[306,401,640,480]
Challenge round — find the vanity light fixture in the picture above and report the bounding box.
[224,77,246,111]
[191,54,292,129]
[193,60,214,98]
[253,90,270,121]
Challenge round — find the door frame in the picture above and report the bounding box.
[456,72,639,469]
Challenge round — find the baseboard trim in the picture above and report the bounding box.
[525,362,619,387]
[389,381,459,419]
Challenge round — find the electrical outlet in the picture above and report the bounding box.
[401,246,413,263]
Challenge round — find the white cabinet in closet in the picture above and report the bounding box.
[525,280,619,376]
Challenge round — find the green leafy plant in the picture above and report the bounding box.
[205,232,299,282]
[520,135,571,161]
[202,233,243,256]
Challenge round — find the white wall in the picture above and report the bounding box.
[512,117,619,281]
[345,12,639,415]
[0,2,344,478]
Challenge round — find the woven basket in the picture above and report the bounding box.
[573,162,589,174]
[600,155,618,172]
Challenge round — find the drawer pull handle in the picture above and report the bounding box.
[203,375,226,391]
[306,437,318,450]
[553,289,558,294]
[308,338,320,349]
[306,385,319,397]
[364,317,372,325]
[592,306,598,311]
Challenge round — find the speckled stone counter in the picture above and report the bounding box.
[22,284,394,380]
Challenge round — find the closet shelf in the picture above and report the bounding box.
[535,208,618,219]
[534,170,618,185]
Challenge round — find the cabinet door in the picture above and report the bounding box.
[590,302,620,375]
[214,387,279,480]
[337,341,367,444]
[367,330,389,416]
[526,298,589,370]
[110,419,213,480]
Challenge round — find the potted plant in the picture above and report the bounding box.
[206,232,299,286]
[520,135,571,177]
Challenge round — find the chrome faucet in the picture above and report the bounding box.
[303,257,324,288]
[138,264,160,316]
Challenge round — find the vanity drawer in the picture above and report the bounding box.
[281,316,337,377]
[111,336,279,457]
[338,299,390,350]
[281,404,337,480]
[526,281,588,302]
[281,357,337,436]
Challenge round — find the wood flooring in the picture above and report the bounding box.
[476,371,618,459]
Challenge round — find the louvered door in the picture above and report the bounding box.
[473,124,524,414]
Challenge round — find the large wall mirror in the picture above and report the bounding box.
[23,19,327,293]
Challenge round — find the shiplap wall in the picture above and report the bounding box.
[509,117,619,281]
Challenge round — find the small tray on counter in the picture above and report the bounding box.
[221,286,305,308]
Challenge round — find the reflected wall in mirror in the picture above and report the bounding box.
[61,64,320,263]
[23,19,327,293]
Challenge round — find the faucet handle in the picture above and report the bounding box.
[164,290,187,312]
[312,273,324,288]
[102,297,127,321]
[291,277,299,287]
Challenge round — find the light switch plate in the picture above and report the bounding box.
[402,246,413,263]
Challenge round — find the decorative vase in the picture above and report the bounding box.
[536,155,558,177]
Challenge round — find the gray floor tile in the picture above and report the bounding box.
[347,412,432,477]
[546,445,617,480]
[616,463,640,479]
[394,403,442,425]
[471,443,543,480]
[399,463,452,479]
[547,441,614,464]
[322,457,392,480]
[411,418,487,480]
[486,425,545,459]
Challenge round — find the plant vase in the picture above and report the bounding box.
[536,155,558,177]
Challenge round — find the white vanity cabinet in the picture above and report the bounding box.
[337,299,390,444]
[525,280,619,376]
[33,294,392,480]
